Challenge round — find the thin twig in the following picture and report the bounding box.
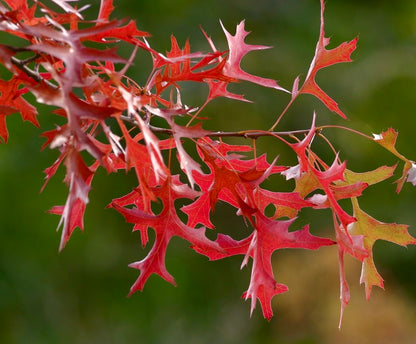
[11,56,58,89]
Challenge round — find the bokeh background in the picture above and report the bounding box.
[1,0,416,343]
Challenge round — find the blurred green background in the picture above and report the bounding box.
[1,0,416,343]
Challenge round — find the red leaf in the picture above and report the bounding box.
[23,20,126,84]
[182,151,287,229]
[48,199,86,240]
[151,35,228,95]
[197,139,266,218]
[290,115,356,228]
[181,170,214,229]
[254,188,314,219]
[0,77,38,143]
[195,212,334,320]
[312,158,357,227]
[88,20,150,44]
[160,117,208,187]
[110,188,154,248]
[0,44,15,70]
[48,150,96,251]
[247,214,334,319]
[183,139,287,231]
[298,0,357,118]
[97,0,115,22]
[116,91,168,181]
[111,177,224,294]
[206,79,251,103]
[221,21,287,92]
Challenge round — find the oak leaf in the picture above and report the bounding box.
[373,128,413,192]
[350,198,416,299]
[111,177,224,294]
[221,20,287,92]
[298,0,357,118]
[209,213,335,320]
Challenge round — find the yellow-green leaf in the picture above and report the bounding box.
[350,198,416,299]
[343,165,396,186]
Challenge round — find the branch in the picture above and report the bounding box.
[198,128,317,139]
[11,56,58,90]
[119,115,316,139]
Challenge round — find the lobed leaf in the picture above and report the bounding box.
[298,0,357,118]
[350,198,416,299]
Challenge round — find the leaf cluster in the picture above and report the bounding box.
[0,0,415,326]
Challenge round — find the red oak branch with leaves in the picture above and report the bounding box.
[0,0,415,327]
